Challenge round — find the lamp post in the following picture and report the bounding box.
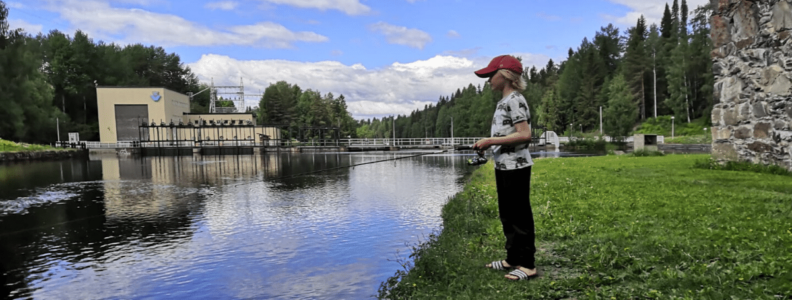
[671,116,675,140]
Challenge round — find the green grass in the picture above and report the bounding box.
[379,155,792,299]
[629,149,666,157]
[0,139,67,153]
[694,159,792,177]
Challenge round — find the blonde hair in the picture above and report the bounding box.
[497,69,526,92]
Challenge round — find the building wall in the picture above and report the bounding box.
[710,0,792,171]
[97,87,190,143]
[165,89,190,124]
[97,88,281,144]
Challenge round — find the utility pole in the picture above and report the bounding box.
[599,106,603,135]
[653,50,657,119]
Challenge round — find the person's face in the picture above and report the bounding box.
[488,71,505,91]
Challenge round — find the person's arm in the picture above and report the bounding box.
[472,121,530,150]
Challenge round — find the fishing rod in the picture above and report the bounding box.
[272,149,449,180]
[0,150,468,237]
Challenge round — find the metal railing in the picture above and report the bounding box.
[64,135,668,149]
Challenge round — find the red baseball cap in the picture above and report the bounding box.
[474,55,523,78]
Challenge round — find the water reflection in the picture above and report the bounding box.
[1,152,475,299]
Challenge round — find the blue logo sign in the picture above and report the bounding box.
[151,91,161,102]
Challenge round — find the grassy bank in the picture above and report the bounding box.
[0,139,67,153]
[379,155,792,299]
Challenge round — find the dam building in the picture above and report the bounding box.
[96,87,281,146]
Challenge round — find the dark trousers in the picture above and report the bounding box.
[495,166,536,269]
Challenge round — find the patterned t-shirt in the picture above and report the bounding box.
[490,91,534,171]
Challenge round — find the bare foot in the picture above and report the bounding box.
[485,260,512,269]
[505,266,537,280]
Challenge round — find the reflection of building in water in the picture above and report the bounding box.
[98,154,290,221]
[101,155,196,222]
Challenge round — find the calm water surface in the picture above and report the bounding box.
[1,152,484,299]
[0,150,595,299]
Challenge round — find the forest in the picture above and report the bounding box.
[0,0,712,144]
[354,0,714,140]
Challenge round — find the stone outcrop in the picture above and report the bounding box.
[0,150,85,162]
[711,0,792,171]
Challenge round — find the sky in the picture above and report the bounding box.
[6,0,708,120]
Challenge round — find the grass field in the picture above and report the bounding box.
[379,154,792,299]
[0,139,67,153]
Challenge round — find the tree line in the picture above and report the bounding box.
[1,0,713,144]
[356,0,713,140]
[0,0,211,143]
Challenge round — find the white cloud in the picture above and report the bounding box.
[536,12,561,21]
[6,1,25,8]
[368,22,432,50]
[205,1,239,10]
[604,0,709,26]
[441,47,481,58]
[43,0,327,48]
[8,18,43,34]
[331,50,343,56]
[188,53,551,119]
[258,0,371,15]
[446,30,460,38]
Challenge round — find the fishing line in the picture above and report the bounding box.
[0,150,455,237]
[271,150,448,180]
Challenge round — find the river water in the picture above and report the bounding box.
[0,150,590,299]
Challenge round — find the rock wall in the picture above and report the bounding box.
[711,0,792,170]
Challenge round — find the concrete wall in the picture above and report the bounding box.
[710,0,792,170]
[97,87,190,143]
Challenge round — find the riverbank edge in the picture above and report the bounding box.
[378,154,792,299]
[0,149,85,162]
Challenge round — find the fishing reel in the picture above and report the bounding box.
[467,151,488,166]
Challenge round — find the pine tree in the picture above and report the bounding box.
[538,88,560,132]
[623,15,649,120]
[665,33,691,123]
[593,23,622,77]
[604,74,638,141]
[690,3,714,122]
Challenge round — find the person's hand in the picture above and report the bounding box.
[472,138,492,150]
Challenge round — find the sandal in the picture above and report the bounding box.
[506,268,538,281]
[485,260,513,270]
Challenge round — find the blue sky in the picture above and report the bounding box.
[7,0,707,119]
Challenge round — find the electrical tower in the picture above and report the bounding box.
[191,78,263,114]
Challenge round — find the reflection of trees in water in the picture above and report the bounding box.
[0,159,102,201]
[0,157,206,299]
[0,152,464,299]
